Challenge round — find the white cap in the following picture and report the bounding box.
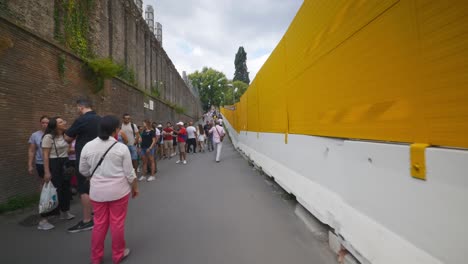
[176,121,184,126]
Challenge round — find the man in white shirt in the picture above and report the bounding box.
[121,114,140,171]
[186,121,198,153]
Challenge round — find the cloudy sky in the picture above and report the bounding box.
[143,0,303,81]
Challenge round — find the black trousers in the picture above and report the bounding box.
[50,157,71,212]
[187,138,197,153]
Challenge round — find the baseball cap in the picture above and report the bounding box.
[176,121,184,126]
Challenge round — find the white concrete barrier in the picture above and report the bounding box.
[223,119,468,264]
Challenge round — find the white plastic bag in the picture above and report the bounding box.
[38,182,58,214]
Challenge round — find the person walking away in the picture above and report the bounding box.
[162,122,174,159]
[186,121,197,153]
[120,114,140,172]
[203,121,211,151]
[174,122,187,164]
[139,120,156,181]
[209,120,225,162]
[65,98,101,233]
[79,115,139,264]
[197,124,206,152]
[40,117,75,230]
[28,115,49,186]
[207,121,214,152]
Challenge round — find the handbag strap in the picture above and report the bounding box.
[90,141,118,177]
[53,138,59,157]
[215,125,223,137]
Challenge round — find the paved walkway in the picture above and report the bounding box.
[0,139,337,264]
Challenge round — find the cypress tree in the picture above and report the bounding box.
[233,47,250,84]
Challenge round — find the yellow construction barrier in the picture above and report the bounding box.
[223,0,468,149]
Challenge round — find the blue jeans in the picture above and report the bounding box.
[128,145,138,160]
[140,148,154,156]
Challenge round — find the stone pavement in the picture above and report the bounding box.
[0,138,338,264]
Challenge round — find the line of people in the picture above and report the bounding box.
[27,99,226,263]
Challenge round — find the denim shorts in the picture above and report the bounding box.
[128,145,138,160]
[140,148,155,156]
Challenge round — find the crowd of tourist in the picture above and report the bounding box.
[27,98,225,264]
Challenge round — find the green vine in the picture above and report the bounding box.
[86,58,120,93]
[58,54,66,80]
[54,0,94,58]
[151,85,160,98]
[174,105,186,114]
[53,1,64,43]
[162,99,186,114]
[117,65,137,86]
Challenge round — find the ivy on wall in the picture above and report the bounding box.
[86,58,120,93]
[57,53,66,81]
[54,0,94,58]
[117,65,137,86]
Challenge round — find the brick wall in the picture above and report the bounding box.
[0,1,202,203]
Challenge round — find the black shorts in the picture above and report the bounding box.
[36,164,44,178]
[75,159,90,194]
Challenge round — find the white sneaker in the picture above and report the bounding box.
[138,176,146,181]
[183,160,187,164]
[147,176,156,182]
[121,248,131,261]
[176,160,181,164]
[60,211,75,220]
[37,220,55,231]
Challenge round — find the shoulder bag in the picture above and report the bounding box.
[215,125,225,142]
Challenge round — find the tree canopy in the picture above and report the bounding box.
[189,67,228,111]
[189,68,250,111]
[233,47,250,84]
[230,80,248,103]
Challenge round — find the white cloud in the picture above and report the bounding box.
[192,47,203,57]
[249,53,270,79]
[143,0,302,81]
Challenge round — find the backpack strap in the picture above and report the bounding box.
[131,122,136,138]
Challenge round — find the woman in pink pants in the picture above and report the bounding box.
[79,115,139,264]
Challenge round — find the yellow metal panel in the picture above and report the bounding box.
[256,42,288,133]
[288,0,420,142]
[410,143,430,180]
[247,82,260,132]
[239,94,248,132]
[225,0,468,149]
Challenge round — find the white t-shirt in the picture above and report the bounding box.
[121,123,138,146]
[186,126,197,139]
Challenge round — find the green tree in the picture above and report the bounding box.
[231,80,248,103]
[189,67,228,111]
[233,47,250,84]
